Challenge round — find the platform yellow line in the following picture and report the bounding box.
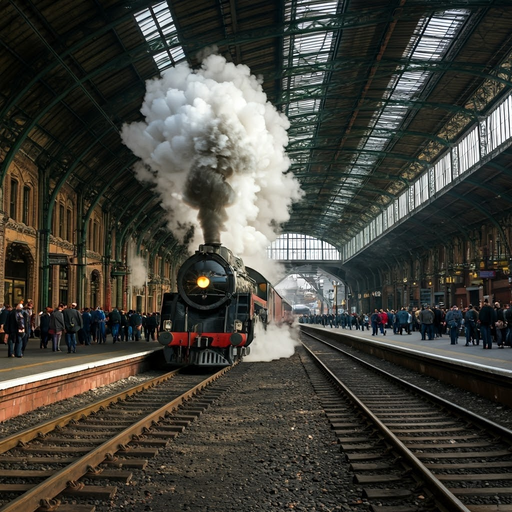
[0,356,84,373]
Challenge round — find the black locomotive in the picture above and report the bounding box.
[158,243,290,366]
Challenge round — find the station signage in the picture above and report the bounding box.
[479,270,496,279]
[48,254,69,266]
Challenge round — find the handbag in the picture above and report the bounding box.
[48,328,56,335]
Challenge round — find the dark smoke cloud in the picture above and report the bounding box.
[121,53,303,277]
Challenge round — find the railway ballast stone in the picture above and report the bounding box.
[96,348,360,512]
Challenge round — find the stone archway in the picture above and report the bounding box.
[4,242,34,306]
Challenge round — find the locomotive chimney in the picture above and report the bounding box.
[203,234,221,247]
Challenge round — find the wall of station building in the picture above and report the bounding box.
[1,155,176,314]
[350,219,512,314]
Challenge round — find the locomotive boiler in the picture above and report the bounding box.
[158,243,290,366]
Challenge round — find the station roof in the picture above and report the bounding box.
[1,0,511,257]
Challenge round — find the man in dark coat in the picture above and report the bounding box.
[130,311,142,341]
[63,302,83,353]
[445,305,463,345]
[39,306,52,349]
[478,299,496,349]
[0,304,11,345]
[108,306,122,343]
[6,303,26,357]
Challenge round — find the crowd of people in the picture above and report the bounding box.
[0,301,161,358]
[298,300,512,349]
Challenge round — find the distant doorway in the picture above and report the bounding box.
[4,243,32,306]
[90,270,100,307]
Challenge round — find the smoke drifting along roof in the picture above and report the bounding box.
[121,53,303,266]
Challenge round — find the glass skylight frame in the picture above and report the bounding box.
[134,1,186,72]
[321,9,471,225]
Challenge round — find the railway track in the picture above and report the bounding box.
[0,366,233,512]
[301,330,512,512]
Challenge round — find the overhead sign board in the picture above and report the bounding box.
[49,254,69,266]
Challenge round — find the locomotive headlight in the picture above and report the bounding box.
[197,275,210,289]
[163,319,172,331]
[234,320,243,331]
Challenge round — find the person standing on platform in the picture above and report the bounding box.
[82,307,92,345]
[494,302,506,348]
[6,303,26,357]
[108,306,122,343]
[419,305,435,340]
[130,311,143,340]
[464,304,478,346]
[370,309,380,336]
[20,303,32,355]
[94,306,106,343]
[478,299,495,349]
[378,309,387,335]
[0,304,11,345]
[49,303,65,352]
[39,307,52,349]
[396,307,410,334]
[63,302,83,353]
[504,304,512,347]
[445,305,463,345]
[433,305,444,338]
[146,312,159,341]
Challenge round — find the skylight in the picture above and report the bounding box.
[283,0,340,175]
[135,2,186,71]
[323,9,470,219]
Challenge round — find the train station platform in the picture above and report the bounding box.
[0,336,164,421]
[300,323,512,377]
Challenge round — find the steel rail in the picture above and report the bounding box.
[303,330,512,441]
[0,365,231,512]
[301,339,472,512]
[0,369,181,455]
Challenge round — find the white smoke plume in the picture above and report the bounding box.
[127,242,148,288]
[243,322,300,362]
[121,53,303,265]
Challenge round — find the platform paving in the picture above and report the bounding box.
[301,323,512,376]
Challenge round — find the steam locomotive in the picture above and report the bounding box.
[158,243,291,366]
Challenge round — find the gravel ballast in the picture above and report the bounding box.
[95,349,360,512]
[1,338,511,511]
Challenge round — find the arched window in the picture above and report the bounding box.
[59,204,65,238]
[93,221,98,252]
[88,219,92,248]
[66,208,72,241]
[267,234,341,261]
[10,179,18,220]
[22,186,31,225]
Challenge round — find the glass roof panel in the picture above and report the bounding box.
[321,9,470,223]
[135,1,186,71]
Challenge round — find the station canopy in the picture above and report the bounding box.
[1,0,512,255]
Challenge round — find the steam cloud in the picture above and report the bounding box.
[243,322,300,362]
[127,242,148,288]
[121,53,303,264]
